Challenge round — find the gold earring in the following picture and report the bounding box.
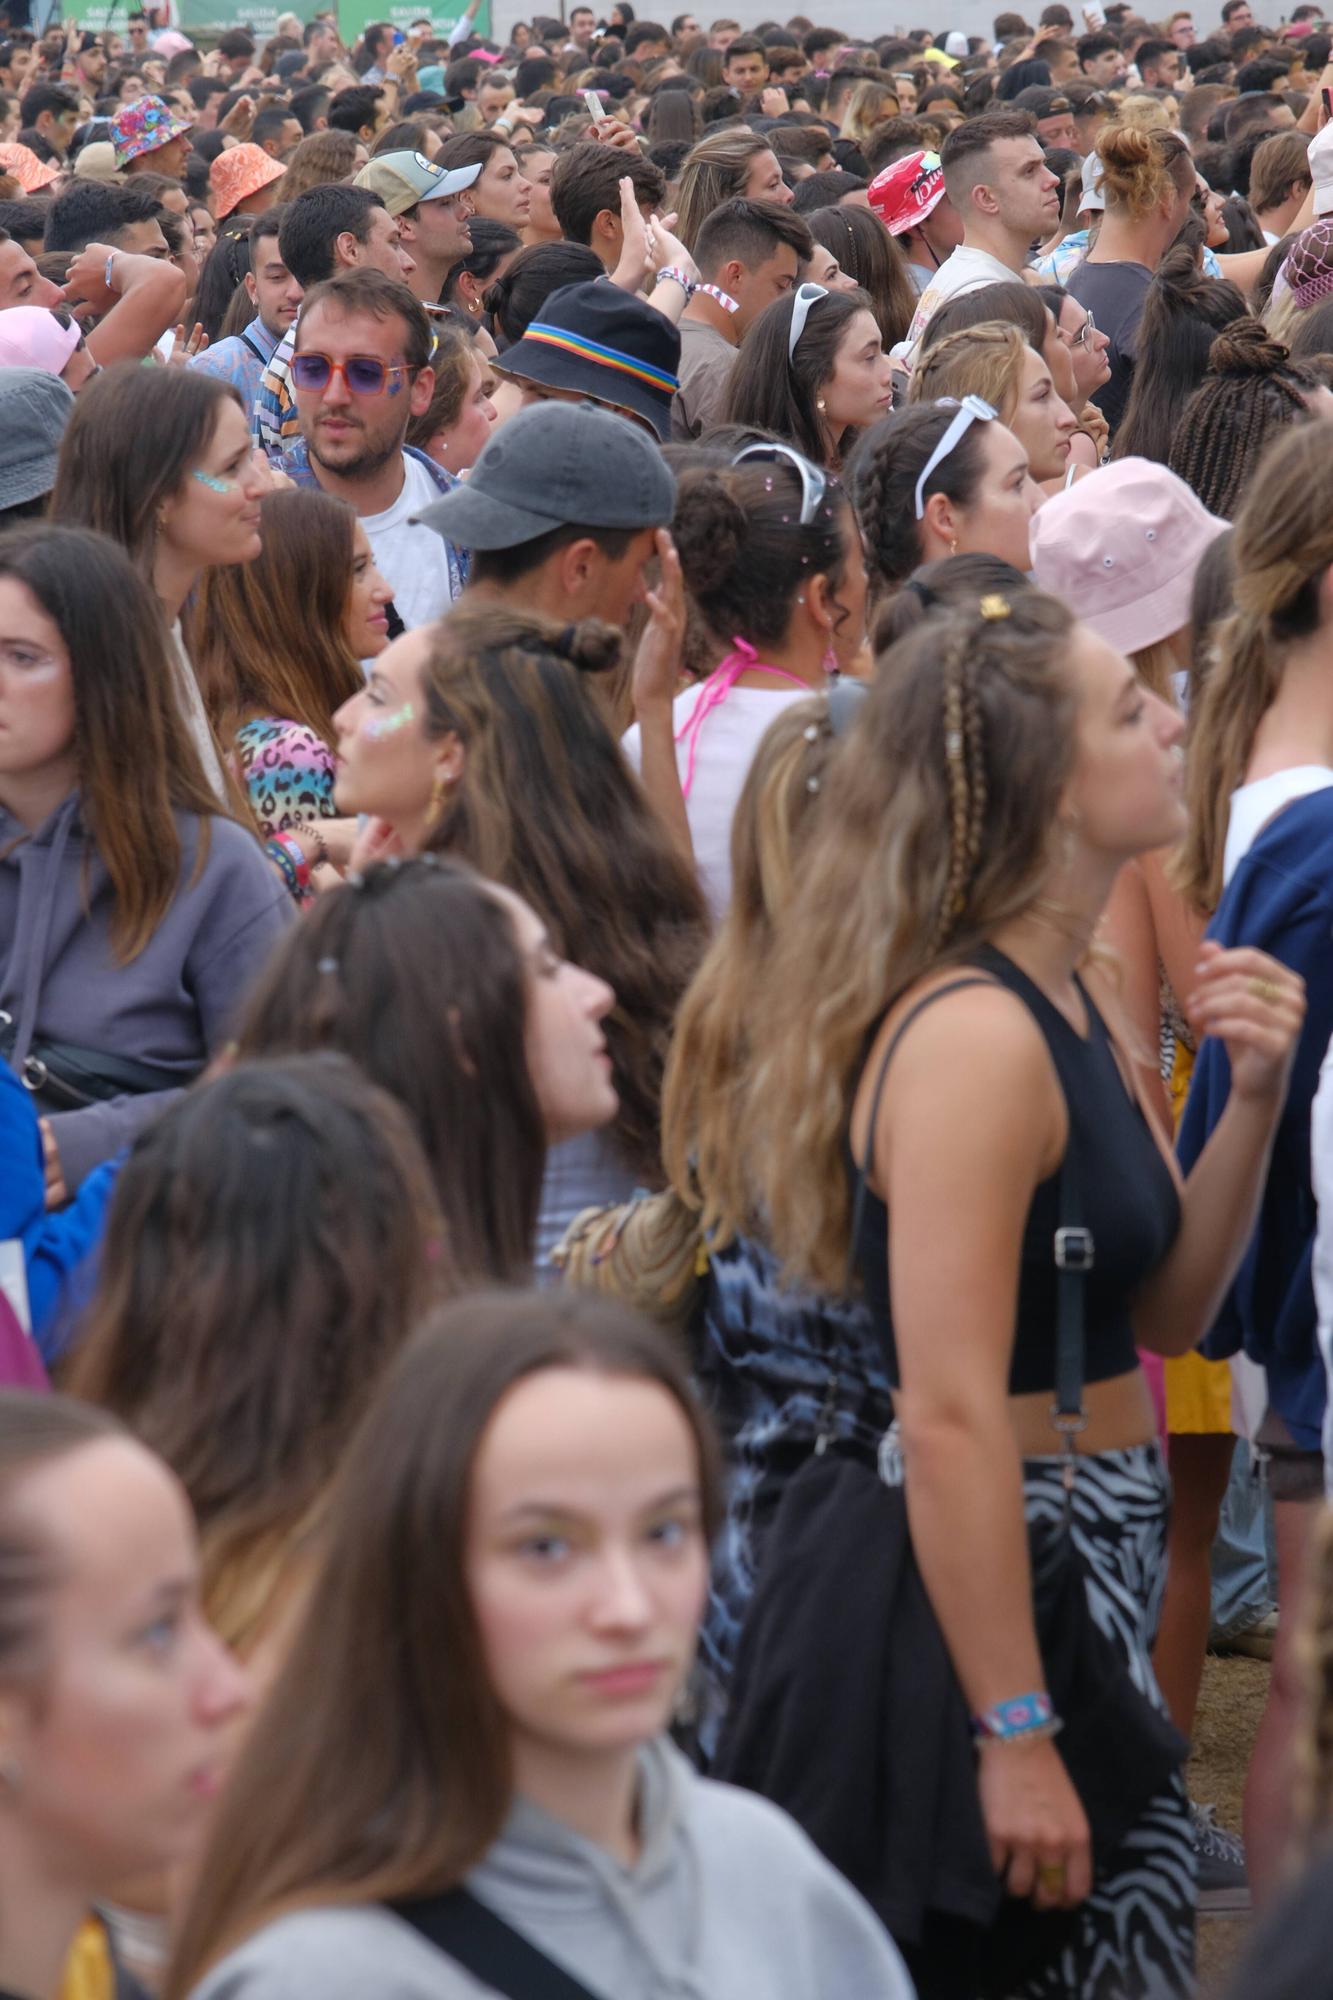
[949,538,958,556]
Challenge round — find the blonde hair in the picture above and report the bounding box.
[1112,93,1176,133]
[661,696,844,1243]
[1097,118,1194,217]
[840,78,901,143]
[738,592,1079,1290]
[908,320,1029,426]
[1176,422,1333,913]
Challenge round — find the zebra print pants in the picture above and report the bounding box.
[1011,1443,1195,2000]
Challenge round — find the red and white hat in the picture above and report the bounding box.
[867,150,947,237]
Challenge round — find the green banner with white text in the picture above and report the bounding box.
[73,0,490,53]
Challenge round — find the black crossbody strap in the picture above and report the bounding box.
[1053,1148,1091,1429]
[390,1888,611,2000]
[844,978,998,1296]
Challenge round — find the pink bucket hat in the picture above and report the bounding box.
[0,306,83,380]
[1030,458,1227,656]
[0,143,59,193]
[209,142,286,219]
[109,94,195,168]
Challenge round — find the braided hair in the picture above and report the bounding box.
[1166,319,1319,519]
[847,403,993,597]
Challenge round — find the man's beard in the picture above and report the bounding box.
[307,422,403,482]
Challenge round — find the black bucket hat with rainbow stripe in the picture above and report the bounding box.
[493,279,681,441]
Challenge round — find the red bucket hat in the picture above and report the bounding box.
[867,149,947,237]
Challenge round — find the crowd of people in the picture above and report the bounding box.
[8,0,1333,1995]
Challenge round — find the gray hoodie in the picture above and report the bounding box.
[0,793,291,1191]
[188,1739,916,2000]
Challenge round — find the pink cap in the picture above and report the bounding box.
[209,142,286,219]
[0,143,59,193]
[1030,458,1227,657]
[0,306,83,379]
[867,150,947,236]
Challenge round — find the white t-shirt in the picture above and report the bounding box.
[898,243,1021,360]
[622,684,810,920]
[362,453,459,632]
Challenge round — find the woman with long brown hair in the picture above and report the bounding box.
[50,361,270,802]
[1176,421,1333,1902]
[738,585,1300,1988]
[166,1292,915,2000]
[0,524,289,1200]
[195,488,392,898]
[328,611,708,1265]
[232,858,619,1284]
[67,1054,448,1664]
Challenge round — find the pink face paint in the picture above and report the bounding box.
[364,701,415,740]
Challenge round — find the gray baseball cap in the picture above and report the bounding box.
[0,367,73,514]
[413,401,676,551]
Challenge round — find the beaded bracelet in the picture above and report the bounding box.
[971,1692,1062,1744]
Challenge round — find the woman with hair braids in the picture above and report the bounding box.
[635,445,867,917]
[739,586,1302,1990]
[847,400,1035,605]
[909,320,1078,487]
[234,859,619,1284]
[1109,249,1248,466]
[326,611,707,1263]
[721,284,892,470]
[674,128,794,249]
[166,1292,915,2000]
[1177,422,1333,1902]
[1167,321,1329,520]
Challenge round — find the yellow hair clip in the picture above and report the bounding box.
[979,594,1011,621]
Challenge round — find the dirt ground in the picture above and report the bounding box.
[1191,1652,1270,1996]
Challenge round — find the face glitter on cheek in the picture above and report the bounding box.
[192,470,235,494]
[364,701,415,740]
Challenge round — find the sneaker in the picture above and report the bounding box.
[1211,1608,1278,1663]
[1190,1801,1251,1918]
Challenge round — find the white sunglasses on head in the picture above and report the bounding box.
[913,394,997,521]
[788,281,829,362]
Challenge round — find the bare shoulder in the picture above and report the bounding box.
[851,972,1063,1182]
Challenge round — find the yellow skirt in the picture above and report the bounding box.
[1164,1038,1234,1436]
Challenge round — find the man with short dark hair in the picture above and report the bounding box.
[290,83,331,134]
[251,104,303,159]
[671,196,811,438]
[550,143,666,270]
[567,5,596,52]
[216,29,256,80]
[1222,0,1255,32]
[1136,37,1185,88]
[19,81,77,159]
[1224,89,1295,142]
[255,182,417,456]
[44,179,169,258]
[902,110,1060,351]
[0,224,60,308]
[68,32,107,93]
[281,267,463,625]
[304,17,340,64]
[722,33,768,92]
[1078,30,1125,84]
[624,20,671,58]
[190,208,302,405]
[328,84,387,142]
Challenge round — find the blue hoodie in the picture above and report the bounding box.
[0,1060,115,1362]
[1177,787,1333,1451]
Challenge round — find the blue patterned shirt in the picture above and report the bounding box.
[189,318,282,413]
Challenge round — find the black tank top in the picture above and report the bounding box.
[851,945,1181,1396]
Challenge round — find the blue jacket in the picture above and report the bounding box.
[0,1061,116,1361]
[1177,788,1333,1450]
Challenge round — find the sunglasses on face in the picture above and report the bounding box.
[291,352,416,395]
